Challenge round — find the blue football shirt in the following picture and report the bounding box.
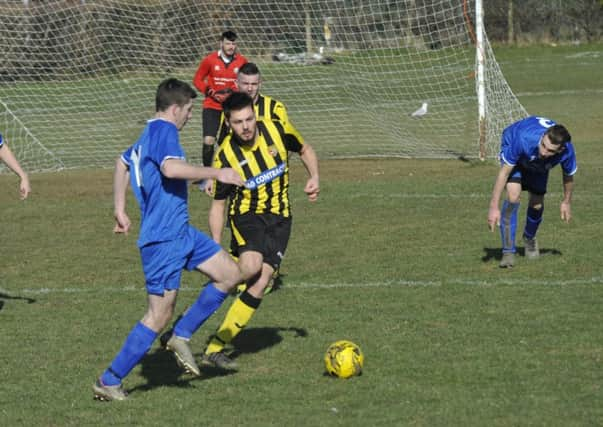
[121,119,189,247]
[0,133,4,147]
[500,116,577,176]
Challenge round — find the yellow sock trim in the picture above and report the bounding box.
[205,297,256,354]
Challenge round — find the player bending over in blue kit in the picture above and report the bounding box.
[487,116,577,268]
[93,78,244,401]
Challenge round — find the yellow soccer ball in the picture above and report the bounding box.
[324,340,364,379]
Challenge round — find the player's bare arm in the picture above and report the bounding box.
[113,157,131,234]
[0,143,30,199]
[488,163,514,231]
[299,143,320,202]
[208,198,227,243]
[161,158,243,186]
[560,174,574,223]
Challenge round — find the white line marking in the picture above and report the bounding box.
[516,88,603,97]
[3,276,602,295]
[346,192,599,200]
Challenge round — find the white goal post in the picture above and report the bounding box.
[0,0,527,173]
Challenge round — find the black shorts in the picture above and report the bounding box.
[202,108,222,138]
[507,166,548,196]
[229,213,292,270]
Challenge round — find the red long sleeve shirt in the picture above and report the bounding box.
[193,51,248,111]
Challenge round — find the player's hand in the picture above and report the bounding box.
[19,175,31,200]
[196,179,214,196]
[203,180,214,196]
[560,201,571,223]
[113,211,131,235]
[304,177,320,202]
[213,88,233,103]
[207,88,232,103]
[216,167,243,187]
[487,206,500,232]
[192,178,215,196]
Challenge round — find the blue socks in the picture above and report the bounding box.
[523,206,543,239]
[173,283,228,340]
[101,322,157,386]
[500,200,519,253]
[499,201,543,253]
[99,284,229,386]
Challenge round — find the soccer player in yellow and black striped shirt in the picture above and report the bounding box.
[215,62,292,145]
[236,62,291,126]
[201,62,293,196]
[202,91,319,369]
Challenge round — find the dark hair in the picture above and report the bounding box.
[222,92,254,119]
[545,124,571,147]
[155,78,197,112]
[238,62,260,76]
[221,30,237,42]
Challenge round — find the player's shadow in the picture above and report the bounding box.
[131,348,219,394]
[0,291,36,312]
[199,325,308,377]
[482,246,562,263]
[134,324,308,394]
[232,325,308,355]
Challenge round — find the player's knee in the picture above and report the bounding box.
[214,261,243,291]
[142,308,173,332]
[234,251,261,276]
[240,261,262,282]
[528,195,544,210]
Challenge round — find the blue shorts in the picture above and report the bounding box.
[139,226,221,295]
[507,166,549,196]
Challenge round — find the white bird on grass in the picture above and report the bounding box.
[411,102,428,117]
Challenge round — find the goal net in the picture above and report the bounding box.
[0,0,527,173]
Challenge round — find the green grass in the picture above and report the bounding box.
[1,45,603,426]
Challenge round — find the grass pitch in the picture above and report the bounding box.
[1,44,602,426]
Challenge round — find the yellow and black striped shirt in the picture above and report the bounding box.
[255,94,289,125]
[213,119,304,217]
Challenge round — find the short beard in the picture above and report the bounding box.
[233,131,255,146]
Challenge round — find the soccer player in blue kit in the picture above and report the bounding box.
[487,116,577,268]
[93,78,244,401]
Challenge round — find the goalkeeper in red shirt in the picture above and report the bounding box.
[193,30,248,182]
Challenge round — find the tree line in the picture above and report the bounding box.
[0,0,601,81]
